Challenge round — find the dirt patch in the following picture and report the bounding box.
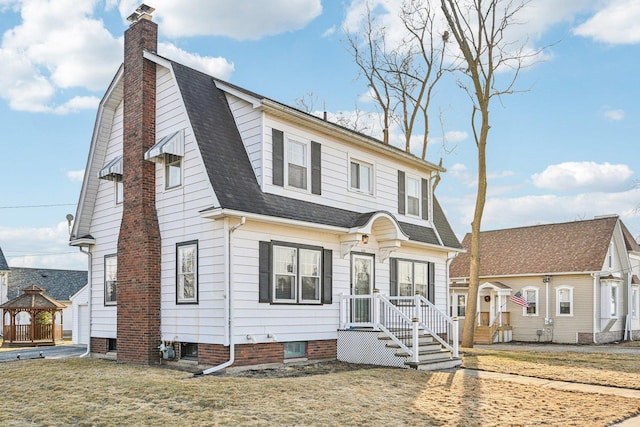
[220,359,382,378]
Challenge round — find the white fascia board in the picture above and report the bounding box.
[214,81,263,109]
[450,271,602,282]
[69,237,96,247]
[199,208,349,234]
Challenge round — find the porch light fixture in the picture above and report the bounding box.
[543,275,551,284]
[362,234,369,244]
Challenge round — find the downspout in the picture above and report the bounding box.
[592,273,599,344]
[79,246,92,357]
[197,216,246,376]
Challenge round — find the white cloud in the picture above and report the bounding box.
[0,0,121,113]
[444,131,469,143]
[573,0,640,44]
[158,43,234,80]
[532,161,634,192]
[322,25,337,38]
[602,108,625,121]
[67,170,85,182]
[0,1,238,113]
[0,221,86,270]
[151,0,323,40]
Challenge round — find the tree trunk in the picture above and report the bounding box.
[460,111,489,348]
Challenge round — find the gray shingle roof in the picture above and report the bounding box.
[170,61,462,250]
[450,216,620,278]
[7,267,87,301]
[0,247,9,271]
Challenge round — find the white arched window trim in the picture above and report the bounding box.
[556,285,574,317]
[522,286,539,316]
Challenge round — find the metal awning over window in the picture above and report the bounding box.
[144,130,184,163]
[98,156,123,181]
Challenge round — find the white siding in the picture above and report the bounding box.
[228,221,450,345]
[88,100,123,339]
[154,66,224,344]
[225,93,263,185]
[260,116,436,230]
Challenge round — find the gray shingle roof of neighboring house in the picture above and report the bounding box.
[170,60,462,251]
[7,267,87,302]
[0,247,9,271]
[450,216,621,278]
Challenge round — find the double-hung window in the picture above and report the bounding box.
[259,241,332,305]
[104,254,117,305]
[524,287,538,315]
[176,241,198,304]
[390,258,435,303]
[556,286,573,316]
[350,160,373,194]
[450,294,467,318]
[273,245,321,303]
[397,170,430,220]
[272,129,321,195]
[287,140,308,190]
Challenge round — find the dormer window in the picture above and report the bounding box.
[287,139,308,190]
[144,130,185,189]
[406,176,421,216]
[350,159,373,194]
[98,156,123,205]
[271,128,321,195]
[398,170,430,220]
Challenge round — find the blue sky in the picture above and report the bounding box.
[1,0,639,270]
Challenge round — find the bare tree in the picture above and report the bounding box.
[344,0,448,160]
[440,0,542,347]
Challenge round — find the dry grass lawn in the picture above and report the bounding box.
[1,348,640,427]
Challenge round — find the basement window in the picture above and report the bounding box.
[180,342,198,359]
[284,342,306,359]
[108,339,117,352]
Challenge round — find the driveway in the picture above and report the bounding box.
[0,344,87,362]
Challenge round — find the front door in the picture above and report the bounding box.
[351,253,374,324]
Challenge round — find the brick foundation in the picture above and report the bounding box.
[197,340,337,367]
[90,337,109,354]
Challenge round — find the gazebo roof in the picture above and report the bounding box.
[0,285,66,310]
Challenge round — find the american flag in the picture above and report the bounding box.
[511,291,529,308]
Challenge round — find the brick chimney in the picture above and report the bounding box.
[116,12,161,364]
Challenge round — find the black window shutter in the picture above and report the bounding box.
[421,178,429,220]
[272,129,284,187]
[259,241,272,303]
[428,262,435,304]
[311,141,321,195]
[322,249,333,304]
[397,170,405,215]
[389,258,398,296]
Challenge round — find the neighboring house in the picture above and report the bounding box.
[69,13,463,370]
[3,267,87,338]
[449,215,640,344]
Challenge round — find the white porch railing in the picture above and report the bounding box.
[339,292,459,360]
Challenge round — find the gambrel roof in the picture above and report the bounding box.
[450,216,624,278]
[71,54,462,251]
[170,60,462,250]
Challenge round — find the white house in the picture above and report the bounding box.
[70,11,463,371]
